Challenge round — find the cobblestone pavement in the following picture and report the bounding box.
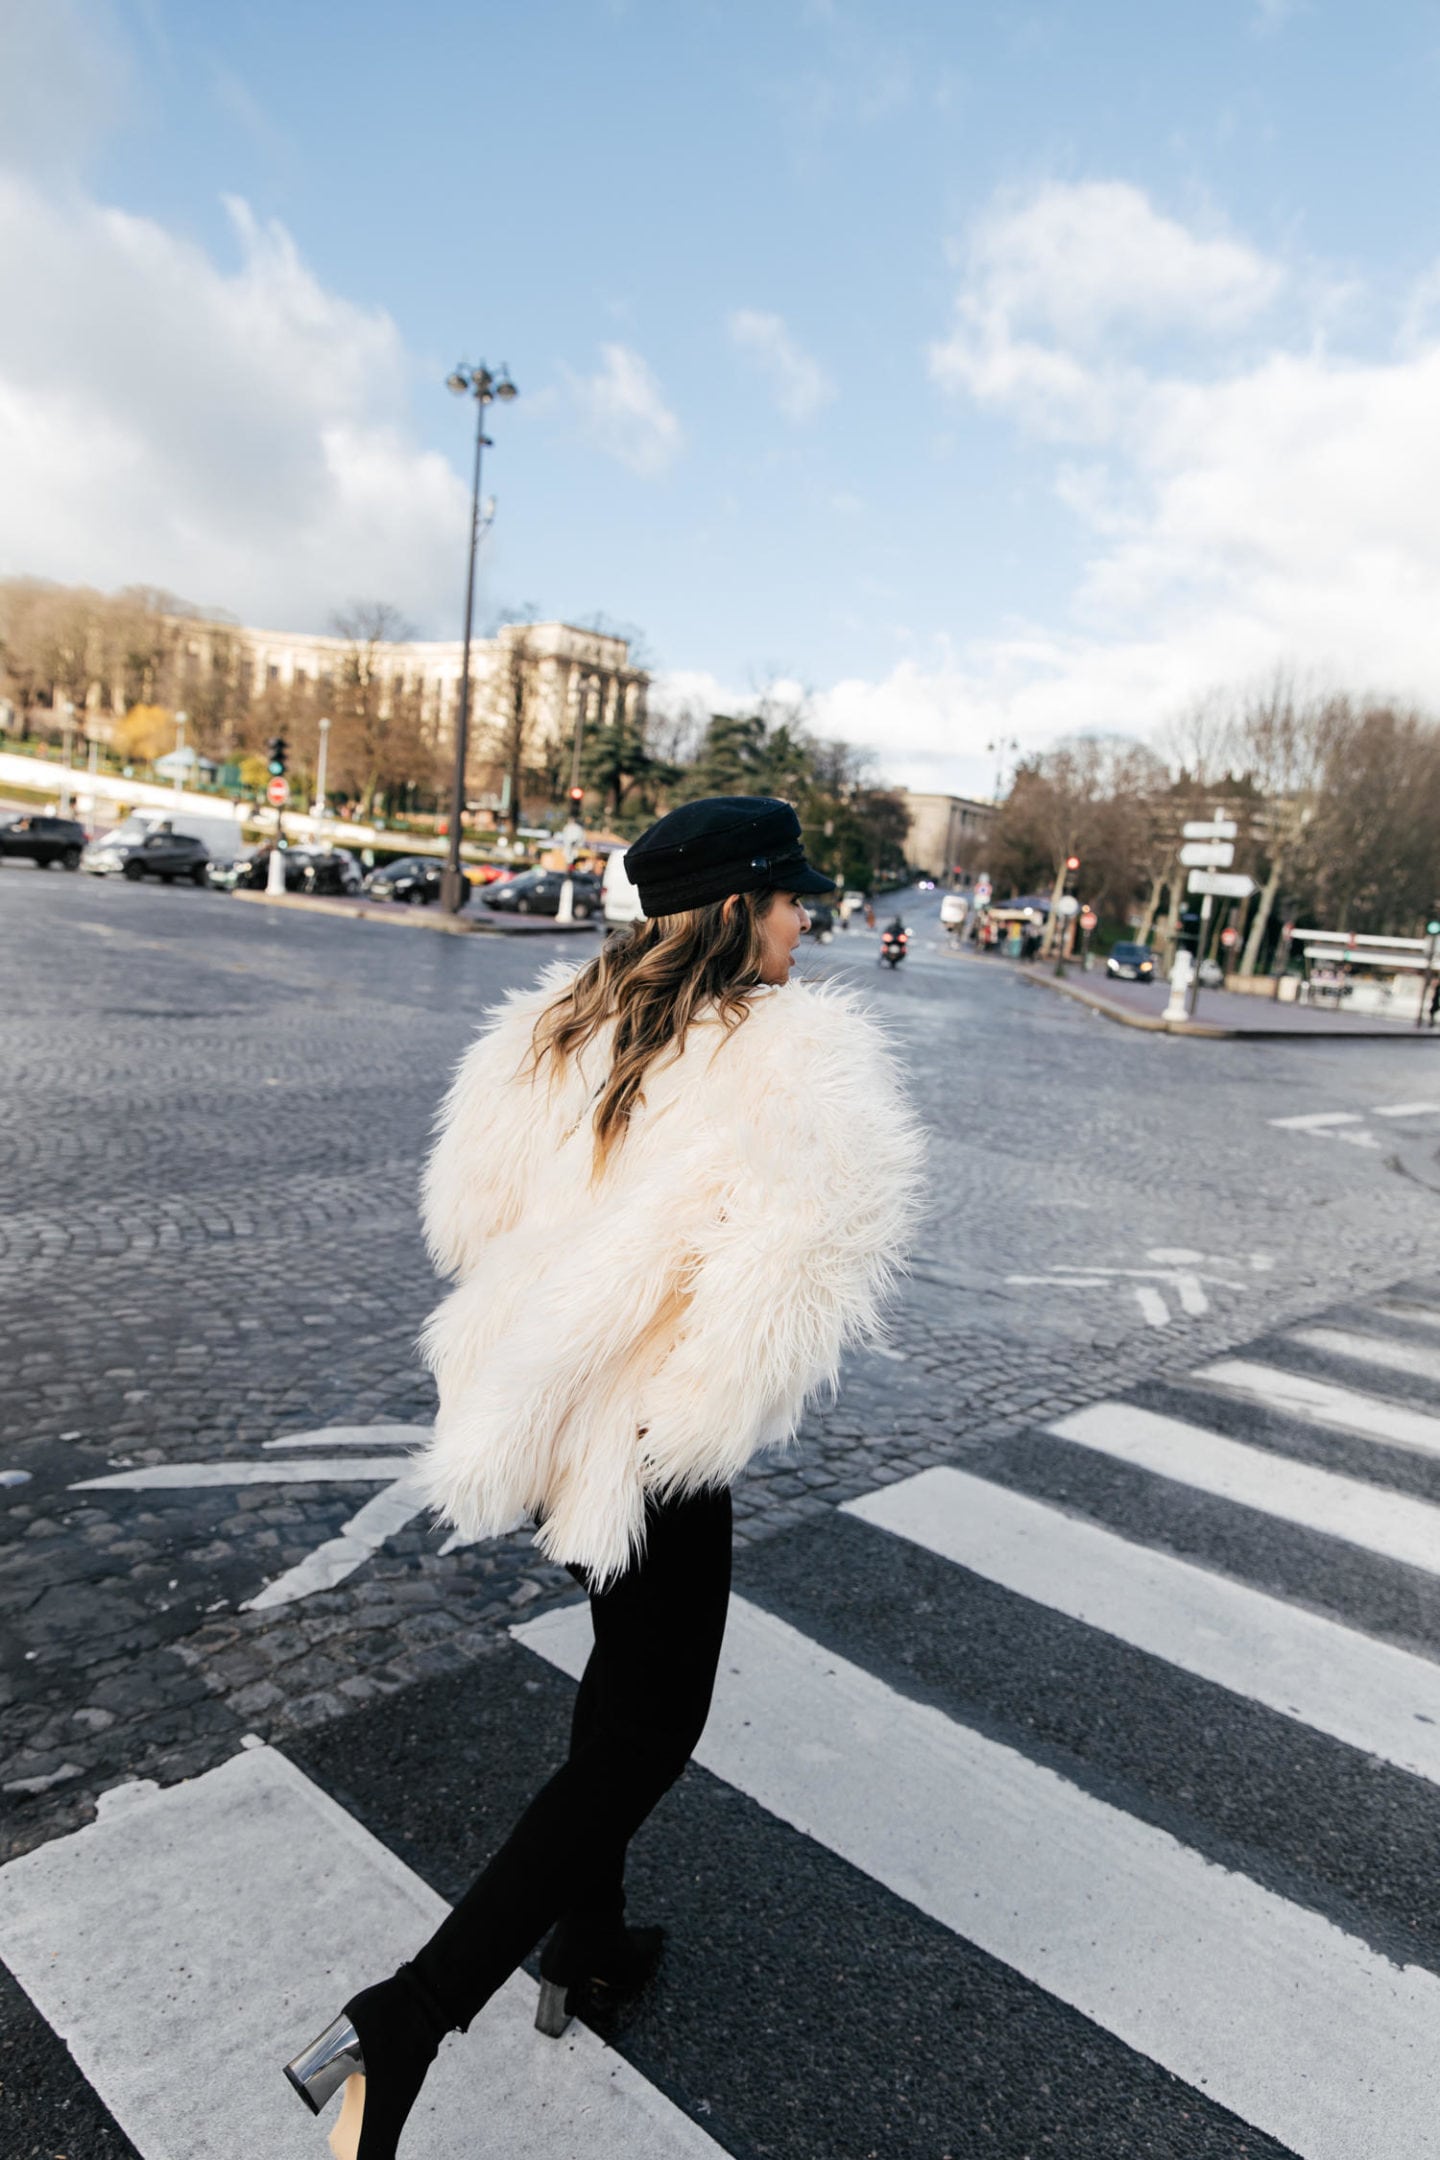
[4,871,1440,1862]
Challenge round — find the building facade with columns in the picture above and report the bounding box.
[211,617,646,766]
[900,790,996,885]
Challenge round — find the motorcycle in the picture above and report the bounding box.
[879,925,909,969]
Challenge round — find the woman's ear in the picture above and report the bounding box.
[721,894,739,923]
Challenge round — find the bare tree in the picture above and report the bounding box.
[328,602,423,817]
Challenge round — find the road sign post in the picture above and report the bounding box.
[1182,869,1256,1014]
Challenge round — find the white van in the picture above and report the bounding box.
[601,847,643,928]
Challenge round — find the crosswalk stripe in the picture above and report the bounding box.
[1290,1326,1440,1387]
[1374,1102,1440,1117]
[0,1743,723,2160]
[1194,1358,1440,1457]
[1377,1300,1440,1331]
[1048,1401,1440,1576]
[843,1465,1440,1782]
[519,1594,1440,2160]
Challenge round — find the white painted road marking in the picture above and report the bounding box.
[1289,1327,1440,1387]
[1374,1102,1440,1118]
[1195,1358,1440,1459]
[1004,1248,1272,1328]
[1270,1111,1365,1128]
[73,1456,417,1489]
[519,1595,1440,2160]
[1267,1111,1381,1149]
[844,1466,1440,1784]
[0,1745,722,2160]
[68,1426,460,1611]
[1049,1402,1440,1577]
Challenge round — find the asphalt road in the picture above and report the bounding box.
[6,868,1440,2157]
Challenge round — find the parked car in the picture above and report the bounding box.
[361,855,453,905]
[601,850,643,928]
[1106,941,1156,982]
[481,866,603,919]
[81,823,209,883]
[0,813,88,869]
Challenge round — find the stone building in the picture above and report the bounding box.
[167,616,646,793]
[900,790,996,884]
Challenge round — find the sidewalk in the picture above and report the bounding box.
[230,890,601,937]
[1004,959,1439,1040]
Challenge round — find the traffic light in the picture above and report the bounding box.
[567,785,584,811]
[1065,855,1080,874]
[267,736,288,777]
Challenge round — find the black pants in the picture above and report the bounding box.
[408,1484,733,2033]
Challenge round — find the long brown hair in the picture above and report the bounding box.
[529,891,775,1174]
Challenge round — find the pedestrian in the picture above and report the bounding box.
[283,795,926,2160]
[1429,974,1440,1027]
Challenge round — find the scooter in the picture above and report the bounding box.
[880,925,909,969]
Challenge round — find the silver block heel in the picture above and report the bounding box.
[534,1979,573,2039]
[284,2014,365,2114]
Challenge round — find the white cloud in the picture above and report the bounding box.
[0,174,470,630]
[566,343,683,476]
[906,179,1440,783]
[929,180,1282,437]
[728,309,837,421]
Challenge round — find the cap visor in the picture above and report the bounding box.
[784,861,839,896]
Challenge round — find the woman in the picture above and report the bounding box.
[283,795,925,2160]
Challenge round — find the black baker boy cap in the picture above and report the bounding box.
[624,795,838,919]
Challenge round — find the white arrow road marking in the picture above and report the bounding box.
[242,1474,429,1611]
[261,1424,435,1451]
[74,1457,416,1489]
[67,1426,471,1612]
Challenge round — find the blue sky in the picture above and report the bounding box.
[5,0,1440,791]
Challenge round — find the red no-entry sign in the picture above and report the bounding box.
[266,777,290,807]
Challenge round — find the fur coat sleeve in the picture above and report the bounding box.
[413,973,926,1587]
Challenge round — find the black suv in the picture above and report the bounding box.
[81,825,209,883]
[0,814,87,869]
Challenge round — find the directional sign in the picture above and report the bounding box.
[1179,840,1235,869]
[1187,868,1256,900]
[266,776,290,807]
[1183,818,1238,841]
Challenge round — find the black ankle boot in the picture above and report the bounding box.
[284,1966,444,2160]
[534,1921,665,2038]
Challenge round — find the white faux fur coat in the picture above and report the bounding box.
[415,962,926,1584]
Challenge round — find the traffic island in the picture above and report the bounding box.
[1013,963,1439,1040]
[229,891,601,936]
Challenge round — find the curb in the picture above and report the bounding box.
[229,891,601,937]
[1014,963,1439,1042]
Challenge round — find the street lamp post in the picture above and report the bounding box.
[440,361,518,914]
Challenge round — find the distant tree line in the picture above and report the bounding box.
[990,677,1440,965]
